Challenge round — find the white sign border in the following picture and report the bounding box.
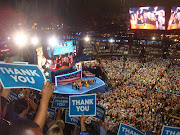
[0,63,46,91]
[117,123,144,135]
[161,125,180,135]
[51,97,69,108]
[69,93,96,117]
[65,110,80,126]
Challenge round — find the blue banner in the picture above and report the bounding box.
[69,94,96,117]
[0,63,45,91]
[94,104,105,122]
[52,97,69,108]
[53,41,73,55]
[55,69,82,86]
[161,126,180,135]
[65,110,80,127]
[7,92,18,102]
[117,123,144,135]
[48,109,55,120]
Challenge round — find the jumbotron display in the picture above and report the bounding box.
[168,7,180,30]
[129,6,165,30]
[51,40,75,71]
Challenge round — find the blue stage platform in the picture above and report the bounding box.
[54,77,105,95]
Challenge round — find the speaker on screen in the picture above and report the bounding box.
[167,7,180,30]
[129,6,165,30]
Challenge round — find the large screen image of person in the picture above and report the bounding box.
[51,40,75,71]
[129,6,165,30]
[52,52,73,71]
[168,7,180,30]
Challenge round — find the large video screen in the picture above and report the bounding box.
[168,7,180,30]
[52,52,74,71]
[129,7,165,30]
[50,40,76,71]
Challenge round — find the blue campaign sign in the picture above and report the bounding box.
[161,126,180,135]
[65,110,80,127]
[69,94,96,117]
[117,123,144,135]
[7,92,18,102]
[0,63,45,91]
[52,97,69,108]
[48,109,55,120]
[94,104,105,122]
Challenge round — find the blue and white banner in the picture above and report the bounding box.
[161,126,180,135]
[48,109,55,120]
[117,123,144,135]
[0,63,46,91]
[65,110,80,126]
[94,104,106,122]
[52,97,69,108]
[69,94,96,117]
[53,41,73,55]
[55,69,82,86]
[7,92,18,102]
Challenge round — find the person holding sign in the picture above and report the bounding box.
[80,113,90,135]
[10,81,55,135]
[46,108,65,135]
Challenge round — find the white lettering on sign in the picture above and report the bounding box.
[122,127,140,135]
[55,99,68,103]
[57,103,65,106]
[97,112,103,117]
[72,99,93,105]
[97,107,104,114]
[70,117,79,123]
[165,130,180,135]
[10,75,35,84]
[60,48,69,53]
[76,106,89,112]
[14,68,23,75]
[71,99,94,112]
[20,69,32,76]
[0,67,40,77]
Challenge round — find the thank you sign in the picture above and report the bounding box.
[117,123,144,135]
[65,110,80,126]
[8,92,18,102]
[161,126,180,135]
[52,97,69,108]
[69,94,96,116]
[0,63,45,91]
[48,109,55,120]
[94,104,106,122]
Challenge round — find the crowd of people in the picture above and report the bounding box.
[0,57,180,135]
[95,56,179,134]
[0,58,92,135]
[155,64,180,95]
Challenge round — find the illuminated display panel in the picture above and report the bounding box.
[129,6,165,30]
[168,7,180,30]
[51,40,75,71]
